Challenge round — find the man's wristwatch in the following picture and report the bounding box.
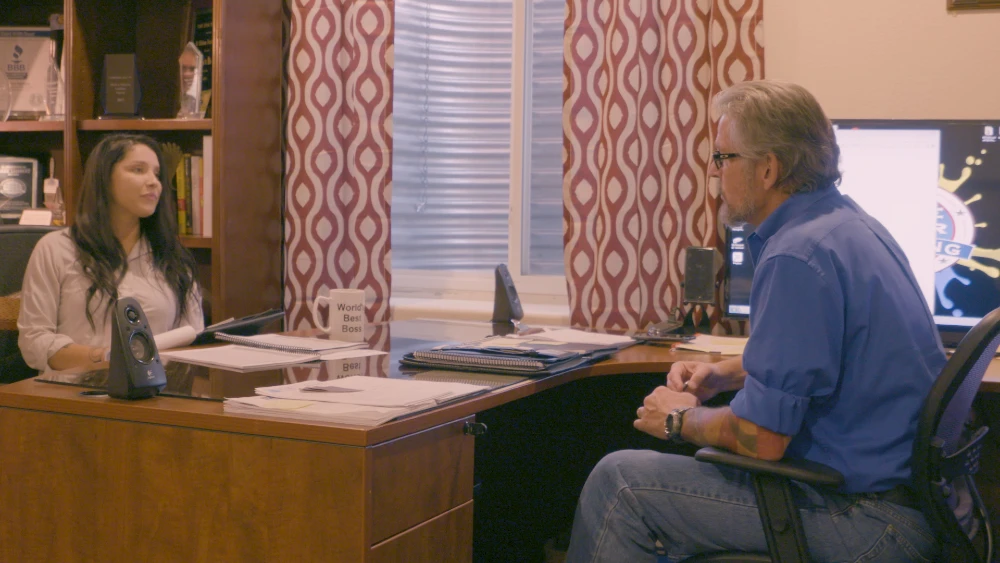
[664,407,693,444]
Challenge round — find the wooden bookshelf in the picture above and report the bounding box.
[179,236,212,249]
[0,121,65,132]
[78,118,212,131]
[0,0,284,324]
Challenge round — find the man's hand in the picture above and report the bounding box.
[633,386,699,440]
[666,357,746,402]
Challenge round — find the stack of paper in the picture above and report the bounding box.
[160,333,371,371]
[674,334,749,355]
[161,345,321,371]
[531,328,635,346]
[223,376,490,426]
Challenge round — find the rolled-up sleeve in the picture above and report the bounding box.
[730,253,844,436]
[17,237,74,370]
[180,282,206,333]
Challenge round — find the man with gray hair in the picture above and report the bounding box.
[566,80,944,562]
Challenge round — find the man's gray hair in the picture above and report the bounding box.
[713,80,841,194]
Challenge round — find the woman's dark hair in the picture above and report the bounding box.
[70,133,197,328]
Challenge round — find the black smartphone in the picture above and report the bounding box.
[647,319,683,336]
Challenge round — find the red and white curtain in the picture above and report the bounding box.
[284,0,762,335]
[563,0,764,331]
[284,0,394,331]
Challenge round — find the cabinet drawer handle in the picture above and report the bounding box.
[463,422,488,436]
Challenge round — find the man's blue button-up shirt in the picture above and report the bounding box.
[729,187,946,493]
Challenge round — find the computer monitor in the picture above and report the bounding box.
[723,223,753,319]
[721,120,1000,345]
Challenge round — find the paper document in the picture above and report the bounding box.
[224,395,410,427]
[533,329,634,346]
[218,333,365,352]
[255,376,488,408]
[225,375,492,426]
[674,334,748,355]
[318,349,387,361]
[161,345,320,371]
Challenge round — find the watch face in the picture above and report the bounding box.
[666,409,686,442]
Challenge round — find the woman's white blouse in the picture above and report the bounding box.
[17,230,204,370]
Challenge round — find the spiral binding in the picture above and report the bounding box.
[215,332,316,354]
[411,350,547,370]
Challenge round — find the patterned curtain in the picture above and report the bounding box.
[563,0,764,331]
[284,0,394,331]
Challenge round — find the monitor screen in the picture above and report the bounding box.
[724,223,753,318]
[722,120,1000,343]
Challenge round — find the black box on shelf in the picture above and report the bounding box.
[0,156,41,221]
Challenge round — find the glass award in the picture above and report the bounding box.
[177,42,204,119]
[0,71,11,122]
[40,44,64,121]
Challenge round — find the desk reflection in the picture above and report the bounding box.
[36,318,500,401]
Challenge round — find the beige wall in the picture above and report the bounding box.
[765,0,1000,119]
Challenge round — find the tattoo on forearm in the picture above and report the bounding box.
[682,407,790,460]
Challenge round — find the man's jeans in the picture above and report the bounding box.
[566,450,939,563]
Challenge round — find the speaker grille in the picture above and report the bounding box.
[684,247,717,304]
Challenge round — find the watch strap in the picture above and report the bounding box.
[665,407,693,443]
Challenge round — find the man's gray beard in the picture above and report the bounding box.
[720,200,755,228]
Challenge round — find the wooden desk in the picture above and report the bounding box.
[3,322,1000,563]
[0,329,713,563]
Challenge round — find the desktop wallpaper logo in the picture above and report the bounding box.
[935,130,1000,320]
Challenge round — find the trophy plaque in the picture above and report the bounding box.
[100,53,141,119]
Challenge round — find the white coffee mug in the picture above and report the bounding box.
[311,288,366,342]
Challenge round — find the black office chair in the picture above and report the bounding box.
[0,224,60,383]
[682,306,1000,563]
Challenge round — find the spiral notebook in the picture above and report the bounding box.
[401,335,624,376]
[160,345,321,372]
[215,333,366,353]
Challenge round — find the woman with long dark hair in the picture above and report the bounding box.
[18,133,204,371]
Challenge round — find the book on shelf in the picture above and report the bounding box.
[174,157,188,234]
[170,140,212,237]
[193,8,213,117]
[184,155,193,234]
[400,334,627,376]
[201,135,213,237]
[190,154,202,236]
[223,375,491,427]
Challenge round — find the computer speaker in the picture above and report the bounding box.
[491,263,524,324]
[682,247,720,304]
[107,297,167,400]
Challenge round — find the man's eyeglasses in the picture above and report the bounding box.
[711,151,742,170]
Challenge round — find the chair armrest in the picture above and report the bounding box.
[695,446,845,488]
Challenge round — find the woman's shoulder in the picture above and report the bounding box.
[33,228,74,252]
[29,228,77,263]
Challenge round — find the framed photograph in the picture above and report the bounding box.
[948,0,1000,9]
